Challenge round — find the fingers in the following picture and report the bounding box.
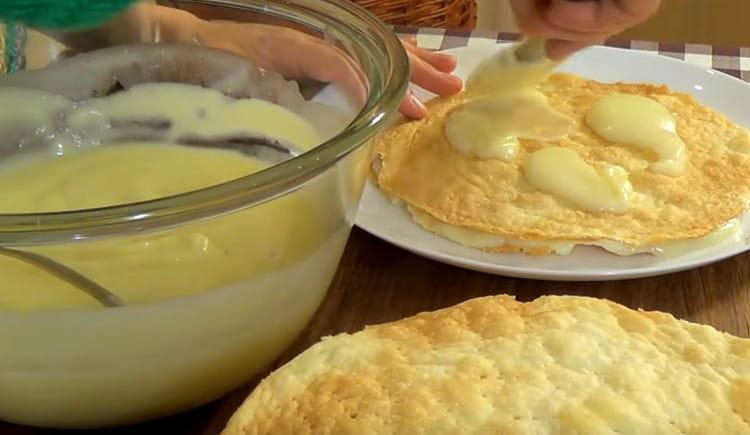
[544,0,660,34]
[614,0,664,19]
[413,47,458,74]
[227,24,368,107]
[510,0,661,56]
[401,37,463,96]
[399,90,428,119]
[544,0,627,35]
[276,31,367,104]
[398,37,461,119]
[401,38,458,73]
[297,37,368,106]
[511,0,611,42]
[408,52,463,96]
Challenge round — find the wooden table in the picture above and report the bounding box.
[3,227,750,434]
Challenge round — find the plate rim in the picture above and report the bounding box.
[356,185,750,281]
[354,44,750,281]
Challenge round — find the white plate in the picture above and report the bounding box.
[355,44,750,281]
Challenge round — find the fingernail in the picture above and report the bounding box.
[411,93,426,110]
[449,75,464,86]
[407,92,427,118]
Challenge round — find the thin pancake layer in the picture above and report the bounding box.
[373,73,750,247]
[223,295,750,434]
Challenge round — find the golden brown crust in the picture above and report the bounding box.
[223,295,750,434]
[373,73,750,246]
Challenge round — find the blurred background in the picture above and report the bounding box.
[477,0,750,46]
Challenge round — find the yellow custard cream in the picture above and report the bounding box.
[410,207,742,257]
[68,83,321,148]
[522,147,633,214]
[0,143,327,310]
[0,84,355,428]
[585,94,687,176]
[445,91,572,161]
[445,44,573,161]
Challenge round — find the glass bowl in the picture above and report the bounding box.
[0,0,407,429]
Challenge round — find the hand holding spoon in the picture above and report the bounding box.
[466,0,600,95]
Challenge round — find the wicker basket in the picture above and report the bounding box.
[353,0,477,30]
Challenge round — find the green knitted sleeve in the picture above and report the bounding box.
[1,23,26,74]
[0,0,142,74]
[0,0,138,31]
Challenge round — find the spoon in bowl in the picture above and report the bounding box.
[0,246,124,307]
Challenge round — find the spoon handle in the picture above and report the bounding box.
[0,246,123,308]
[514,37,548,63]
[514,0,600,63]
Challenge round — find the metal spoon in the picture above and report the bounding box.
[467,0,599,93]
[0,246,124,307]
[104,118,305,164]
[174,135,303,164]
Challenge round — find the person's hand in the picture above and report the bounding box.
[182,16,461,119]
[510,0,662,59]
[193,21,369,105]
[399,36,463,119]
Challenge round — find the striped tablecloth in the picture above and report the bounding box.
[394,26,750,82]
